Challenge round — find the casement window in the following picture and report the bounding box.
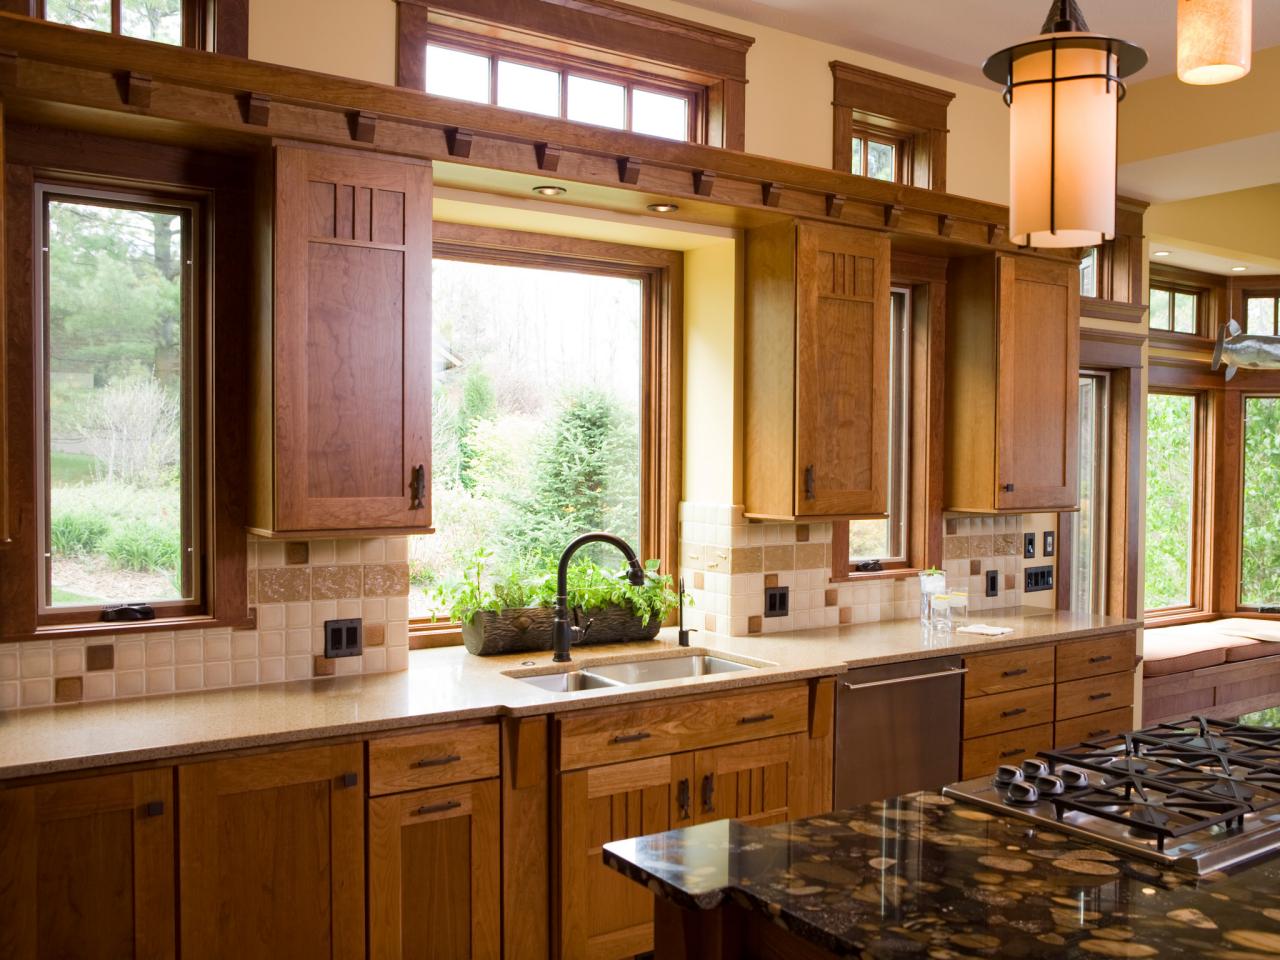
[1240,395,1280,611]
[1145,391,1208,617]
[1149,283,1204,336]
[26,0,246,53]
[1071,371,1110,613]
[1079,248,1099,299]
[845,128,903,183]
[423,39,697,141]
[1245,295,1280,336]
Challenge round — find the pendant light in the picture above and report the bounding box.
[983,0,1146,248]
[1178,0,1252,85]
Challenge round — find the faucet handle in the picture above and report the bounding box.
[577,617,595,645]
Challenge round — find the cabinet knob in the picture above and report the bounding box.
[339,772,358,788]
[1002,483,1015,493]
[141,801,165,818]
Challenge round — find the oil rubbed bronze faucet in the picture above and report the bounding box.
[552,532,646,663]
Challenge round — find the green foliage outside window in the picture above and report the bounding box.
[1145,393,1196,610]
[1241,397,1280,608]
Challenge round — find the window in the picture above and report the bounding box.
[1240,396,1280,610]
[1071,372,1110,613]
[39,0,183,43]
[39,185,199,613]
[847,289,911,566]
[1149,283,1202,335]
[1246,296,1280,336]
[1145,392,1204,614]
[422,40,697,141]
[847,130,901,182]
[1079,248,1099,299]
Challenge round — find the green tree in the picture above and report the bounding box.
[456,366,496,491]
[1145,394,1195,610]
[1242,397,1280,607]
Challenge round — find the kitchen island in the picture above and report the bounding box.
[604,791,1280,959]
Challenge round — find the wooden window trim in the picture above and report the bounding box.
[1242,292,1280,337]
[0,125,251,643]
[1080,196,1148,324]
[830,61,954,191]
[409,221,683,646]
[12,0,247,55]
[396,0,752,149]
[1148,263,1224,343]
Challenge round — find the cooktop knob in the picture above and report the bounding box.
[1006,780,1040,805]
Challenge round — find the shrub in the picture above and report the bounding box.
[101,522,181,573]
[49,511,110,556]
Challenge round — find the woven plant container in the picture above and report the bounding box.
[461,604,662,656]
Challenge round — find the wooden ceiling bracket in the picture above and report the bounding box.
[883,203,903,228]
[762,181,783,207]
[348,110,377,144]
[617,156,641,184]
[114,70,152,109]
[0,50,15,88]
[445,126,473,158]
[241,92,271,126]
[825,193,846,218]
[988,223,1007,245]
[938,214,956,238]
[535,141,561,172]
[692,169,716,197]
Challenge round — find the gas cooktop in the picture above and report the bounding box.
[941,716,1280,875]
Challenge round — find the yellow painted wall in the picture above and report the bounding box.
[247,0,1011,204]
[1146,185,1280,271]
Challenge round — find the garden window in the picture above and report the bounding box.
[38,186,199,615]
[1145,391,1205,616]
[1240,396,1280,611]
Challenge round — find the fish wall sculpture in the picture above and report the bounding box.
[1213,320,1280,381]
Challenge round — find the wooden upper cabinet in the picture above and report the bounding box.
[178,743,365,960]
[0,769,175,960]
[945,253,1079,513]
[745,220,891,520]
[251,143,433,536]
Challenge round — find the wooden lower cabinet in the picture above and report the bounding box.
[177,743,365,960]
[0,768,175,960]
[369,778,501,960]
[694,735,797,827]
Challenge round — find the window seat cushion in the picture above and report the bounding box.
[1142,622,1257,678]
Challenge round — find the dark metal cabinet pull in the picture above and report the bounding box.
[414,754,461,768]
[999,747,1024,758]
[739,713,774,725]
[1001,707,1027,718]
[676,779,691,820]
[339,772,358,788]
[1088,729,1110,738]
[1088,654,1113,665]
[701,773,715,813]
[1089,692,1112,702]
[1002,483,1015,493]
[612,732,651,745]
[409,464,426,510]
[804,465,815,501]
[1001,667,1028,678]
[413,799,462,816]
[142,801,165,818]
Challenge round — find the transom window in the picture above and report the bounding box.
[848,129,900,183]
[1149,284,1201,335]
[1246,295,1280,336]
[39,0,184,44]
[1145,391,1205,615]
[423,41,695,141]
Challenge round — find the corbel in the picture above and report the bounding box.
[883,203,903,228]
[115,71,152,108]
[825,194,846,218]
[988,223,1007,245]
[445,127,473,158]
[535,142,561,172]
[348,111,377,144]
[938,214,955,238]
[692,170,716,197]
[617,156,641,184]
[761,182,783,207]
[241,92,271,126]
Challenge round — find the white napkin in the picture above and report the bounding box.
[957,624,1014,637]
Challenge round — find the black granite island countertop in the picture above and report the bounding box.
[604,793,1280,959]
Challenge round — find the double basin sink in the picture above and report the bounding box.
[508,651,759,693]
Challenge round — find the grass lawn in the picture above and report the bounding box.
[51,586,106,605]
[50,451,100,485]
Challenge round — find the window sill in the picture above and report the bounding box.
[830,567,920,584]
[15,611,257,643]
[1143,610,1214,629]
[410,620,463,649]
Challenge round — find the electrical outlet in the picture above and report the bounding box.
[1043,531,1056,557]
[764,585,789,619]
[324,618,363,658]
[985,570,999,598]
[1023,532,1037,560]
[1024,565,1054,593]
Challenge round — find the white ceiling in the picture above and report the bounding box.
[680,0,1280,86]
[1149,242,1277,276]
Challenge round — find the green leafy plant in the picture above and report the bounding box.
[49,511,110,556]
[101,522,180,574]
[430,549,681,626]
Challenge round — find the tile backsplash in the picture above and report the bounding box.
[0,535,411,711]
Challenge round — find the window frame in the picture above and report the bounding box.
[23,0,247,55]
[843,125,908,184]
[1148,282,1204,337]
[410,222,683,647]
[35,182,204,622]
[1237,393,1280,612]
[1068,370,1111,615]
[1243,293,1280,337]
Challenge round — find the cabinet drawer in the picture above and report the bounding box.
[964,645,1055,698]
[1057,632,1137,683]
[1055,707,1135,748]
[368,723,500,797]
[1056,672,1134,722]
[964,685,1054,739]
[557,684,809,771]
[962,724,1053,780]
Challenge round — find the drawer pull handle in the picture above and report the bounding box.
[739,713,775,725]
[413,800,462,816]
[1001,707,1027,718]
[414,754,461,768]
[701,773,715,813]
[142,801,165,818]
[612,732,651,744]
[1001,667,1028,678]
[1088,655,1113,665]
[677,778,691,820]
[339,772,358,788]
[999,747,1025,758]
[1089,692,1112,702]
[1088,729,1110,738]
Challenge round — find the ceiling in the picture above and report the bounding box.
[675,0,1280,86]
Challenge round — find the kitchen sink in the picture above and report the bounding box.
[508,651,761,693]
[516,671,624,693]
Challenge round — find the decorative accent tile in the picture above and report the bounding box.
[763,544,795,571]
[312,565,363,599]
[795,524,810,543]
[839,606,853,624]
[824,589,838,607]
[969,534,993,557]
[362,563,410,598]
[943,536,970,560]
[970,559,981,576]
[285,541,309,565]
[748,615,762,634]
[795,543,826,569]
[54,676,83,703]
[313,656,335,677]
[994,533,1021,556]
[728,547,762,574]
[692,572,705,590]
[364,623,386,647]
[257,567,311,603]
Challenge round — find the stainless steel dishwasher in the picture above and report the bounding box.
[834,656,966,808]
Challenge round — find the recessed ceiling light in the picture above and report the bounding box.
[646,202,679,213]
[532,185,566,197]
[1153,250,1172,257]
[1232,265,1248,272]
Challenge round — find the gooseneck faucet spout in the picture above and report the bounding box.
[552,532,646,663]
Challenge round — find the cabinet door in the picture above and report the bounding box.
[794,223,891,517]
[995,255,1079,511]
[0,769,174,960]
[273,145,432,532]
[178,743,364,960]
[368,778,501,960]
[693,735,796,827]
[558,753,694,960]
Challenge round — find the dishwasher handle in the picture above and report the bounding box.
[843,666,967,692]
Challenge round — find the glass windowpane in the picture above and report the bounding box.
[496,60,561,117]
[566,75,625,129]
[1073,375,1108,614]
[867,140,896,182]
[631,89,688,141]
[45,198,192,607]
[44,0,110,31]
[1145,393,1196,611]
[1241,397,1280,608]
[1247,297,1277,336]
[850,138,863,175]
[121,0,182,44]
[425,44,492,104]
[1079,248,1098,298]
[1173,291,1198,334]
[1149,288,1171,330]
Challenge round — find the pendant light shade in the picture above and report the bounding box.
[1178,0,1252,85]
[983,0,1146,248]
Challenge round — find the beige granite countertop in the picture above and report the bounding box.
[0,609,1136,781]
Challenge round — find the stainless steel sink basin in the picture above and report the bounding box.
[586,655,755,684]
[517,671,623,693]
